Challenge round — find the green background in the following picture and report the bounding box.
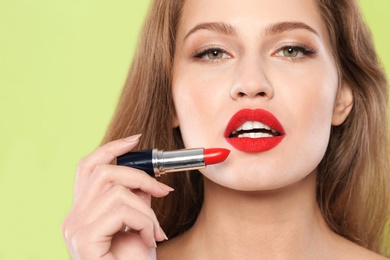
[0,1,389,259]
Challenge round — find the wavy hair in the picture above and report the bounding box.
[316,0,389,254]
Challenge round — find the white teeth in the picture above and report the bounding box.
[241,121,253,131]
[230,121,277,138]
[235,121,272,132]
[253,121,271,131]
[238,133,273,138]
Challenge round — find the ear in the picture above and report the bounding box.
[332,81,354,126]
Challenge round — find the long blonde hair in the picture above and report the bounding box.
[103,0,389,255]
[316,0,389,254]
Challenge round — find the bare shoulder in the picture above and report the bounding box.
[343,245,388,260]
[340,245,388,260]
[157,234,389,260]
[328,234,388,260]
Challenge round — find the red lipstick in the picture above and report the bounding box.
[117,148,230,177]
[225,109,285,153]
[203,148,231,165]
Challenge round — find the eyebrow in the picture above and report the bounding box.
[183,21,319,41]
[265,21,319,37]
[184,22,237,41]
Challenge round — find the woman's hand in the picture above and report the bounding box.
[61,135,172,260]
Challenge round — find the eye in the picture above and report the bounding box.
[193,47,230,61]
[283,47,300,58]
[275,45,316,59]
[207,49,224,59]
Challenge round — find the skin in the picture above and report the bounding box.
[61,0,386,259]
[171,0,349,191]
[62,135,174,259]
[160,0,383,259]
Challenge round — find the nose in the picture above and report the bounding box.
[230,57,274,100]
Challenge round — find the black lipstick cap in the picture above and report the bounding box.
[117,150,154,177]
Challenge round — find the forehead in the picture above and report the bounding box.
[178,0,328,39]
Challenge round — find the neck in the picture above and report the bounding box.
[184,171,334,259]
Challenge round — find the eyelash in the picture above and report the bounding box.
[192,47,231,62]
[274,44,317,60]
[191,44,317,62]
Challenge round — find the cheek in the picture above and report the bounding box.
[303,77,338,131]
[298,89,335,155]
[172,73,226,147]
[276,61,338,133]
[295,86,336,127]
[281,70,338,166]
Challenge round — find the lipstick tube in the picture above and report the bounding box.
[117,148,230,177]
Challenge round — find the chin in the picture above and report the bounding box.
[200,164,311,192]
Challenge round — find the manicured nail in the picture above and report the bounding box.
[153,239,157,248]
[123,134,142,143]
[157,181,174,192]
[160,227,169,241]
[121,225,131,232]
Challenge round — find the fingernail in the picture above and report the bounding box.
[157,182,174,192]
[160,227,169,241]
[153,239,157,248]
[123,134,142,143]
[121,225,131,232]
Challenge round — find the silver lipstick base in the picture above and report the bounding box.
[152,148,206,177]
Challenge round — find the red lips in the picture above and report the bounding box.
[224,109,285,153]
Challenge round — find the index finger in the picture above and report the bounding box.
[75,134,141,195]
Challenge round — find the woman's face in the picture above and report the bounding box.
[172,0,348,190]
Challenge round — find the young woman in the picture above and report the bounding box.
[62,0,390,259]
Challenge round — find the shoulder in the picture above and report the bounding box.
[344,246,388,259]
[328,234,388,260]
[339,246,388,260]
